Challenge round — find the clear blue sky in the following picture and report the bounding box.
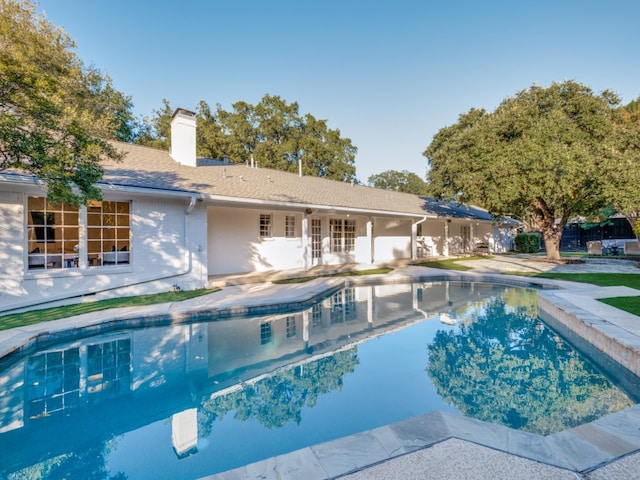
[38,0,640,183]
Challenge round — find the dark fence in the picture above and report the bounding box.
[560,218,637,251]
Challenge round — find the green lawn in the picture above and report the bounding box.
[0,288,220,331]
[505,272,640,316]
[272,268,393,284]
[413,256,491,271]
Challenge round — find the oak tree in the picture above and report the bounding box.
[0,0,136,204]
[140,95,359,182]
[368,169,429,195]
[424,81,621,260]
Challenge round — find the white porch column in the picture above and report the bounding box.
[303,310,309,350]
[302,212,309,271]
[411,221,418,260]
[366,217,374,264]
[367,286,374,327]
[444,220,450,257]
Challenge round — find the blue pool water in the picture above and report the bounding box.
[0,281,637,479]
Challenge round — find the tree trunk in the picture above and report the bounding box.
[531,198,565,261]
[541,228,563,260]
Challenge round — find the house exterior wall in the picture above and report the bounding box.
[420,220,446,256]
[207,206,424,275]
[207,206,306,275]
[0,187,208,313]
[372,217,412,262]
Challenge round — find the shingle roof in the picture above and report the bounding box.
[103,142,445,217]
[1,141,505,222]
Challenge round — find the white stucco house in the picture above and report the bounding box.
[0,109,517,314]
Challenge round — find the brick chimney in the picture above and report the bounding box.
[170,108,197,167]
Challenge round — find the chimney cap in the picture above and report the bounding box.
[172,108,196,119]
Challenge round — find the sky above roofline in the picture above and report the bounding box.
[38,0,640,184]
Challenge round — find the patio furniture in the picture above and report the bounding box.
[417,238,435,257]
[586,241,602,255]
[474,241,490,253]
[624,241,640,256]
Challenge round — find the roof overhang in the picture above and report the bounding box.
[199,193,438,219]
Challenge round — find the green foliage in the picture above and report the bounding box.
[426,296,632,434]
[199,349,359,433]
[138,95,359,182]
[580,205,617,230]
[424,81,623,260]
[367,169,429,194]
[0,0,137,204]
[601,98,640,235]
[514,233,540,253]
[600,296,640,316]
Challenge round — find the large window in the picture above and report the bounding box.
[26,339,131,418]
[26,197,130,270]
[330,219,356,253]
[87,339,131,403]
[27,197,79,270]
[27,348,81,418]
[87,201,131,266]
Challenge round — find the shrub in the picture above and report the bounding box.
[515,233,540,253]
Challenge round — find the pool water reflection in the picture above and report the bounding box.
[0,282,637,479]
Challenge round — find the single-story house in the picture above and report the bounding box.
[0,109,517,313]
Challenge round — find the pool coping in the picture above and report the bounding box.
[2,267,640,478]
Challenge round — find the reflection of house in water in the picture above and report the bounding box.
[0,281,499,474]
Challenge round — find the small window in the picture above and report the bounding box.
[286,316,297,338]
[285,215,296,238]
[260,322,272,345]
[260,214,272,238]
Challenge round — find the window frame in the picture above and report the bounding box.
[259,213,272,238]
[285,215,296,238]
[26,196,131,272]
[329,218,356,253]
[27,197,80,271]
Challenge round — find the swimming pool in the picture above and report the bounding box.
[0,281,637,479]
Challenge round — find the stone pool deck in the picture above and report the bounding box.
[2,255,640,479]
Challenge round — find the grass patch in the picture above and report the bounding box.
[0,288,220,331]
[505,272,640,290]
[600,296,640,315]
[504,272,640,316]
[273,268,393,284]
[414,256,491,271]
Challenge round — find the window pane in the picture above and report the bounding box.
[260,214,272,238]
[26,197,79,270]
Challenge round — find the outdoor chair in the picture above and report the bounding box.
[586,241,602,256]
[624,241,640,256]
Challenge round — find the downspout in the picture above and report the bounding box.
[412,216,429,260]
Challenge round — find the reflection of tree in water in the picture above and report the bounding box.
[199,348,359,435]
[9,439,126,480]
[427,296,633,435]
